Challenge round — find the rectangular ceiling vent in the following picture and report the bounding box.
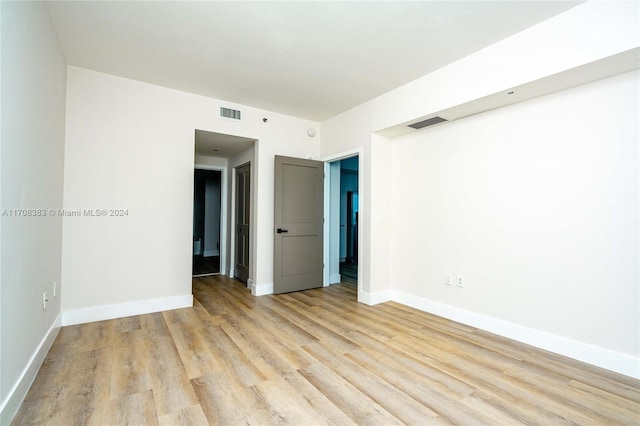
[408,116,447,130]
[220,107,242,121]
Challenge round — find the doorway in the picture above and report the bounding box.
[338,157,359,285]
[325,154,360,288]
[193,169,222,277]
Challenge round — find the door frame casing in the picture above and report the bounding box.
[322,148,363,291]
[193,164,227,277]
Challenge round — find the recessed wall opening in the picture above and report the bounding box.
[193,129,256,285]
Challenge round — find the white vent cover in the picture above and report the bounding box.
[220,107,241,120]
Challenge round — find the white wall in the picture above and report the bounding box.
[321,103,376,299]
[391,70,639,369]
[62,67,320,319]
[0,2,67,422]
[320,1,639,376]
[195,154,227,168]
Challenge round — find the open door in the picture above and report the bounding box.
[274,155,324,294]
[235,163,250,283]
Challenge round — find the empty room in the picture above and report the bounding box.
[1,1,639,424]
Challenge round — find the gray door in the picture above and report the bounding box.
[274,155,324,294]
[235,164,250,283]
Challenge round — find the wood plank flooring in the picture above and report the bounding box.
[12,275,640,425]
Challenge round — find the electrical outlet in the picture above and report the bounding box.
[53,281,57,298]
[444,273,452,286]
[456,275,464,288]
[43,292,48,310]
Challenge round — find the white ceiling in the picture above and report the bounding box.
[194,129,254,158]
[45,1,581,122]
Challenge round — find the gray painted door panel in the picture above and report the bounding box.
[274,155,324,294]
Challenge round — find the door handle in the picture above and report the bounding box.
[277,228,288,233]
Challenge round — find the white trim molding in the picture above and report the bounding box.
[252,281,273,296]
[357,289,393,306]
[391,290,640,379]
[61,294,193,326]
[0,314,61,425]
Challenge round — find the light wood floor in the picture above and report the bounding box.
[13,276,640,425]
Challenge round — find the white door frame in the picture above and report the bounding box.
[321,148,363,291]
[194,164,228,276]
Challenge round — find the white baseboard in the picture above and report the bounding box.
[252,281,273,296]
[391,290,640,379]
[358,289,392,306]
[61,294,193,326]
[329,273,341,284]
[0,313,61,425]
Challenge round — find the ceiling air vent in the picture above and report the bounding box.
[408,116,447,130]
[220,107,241,121]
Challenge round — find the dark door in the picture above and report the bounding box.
[235,164,250,283]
